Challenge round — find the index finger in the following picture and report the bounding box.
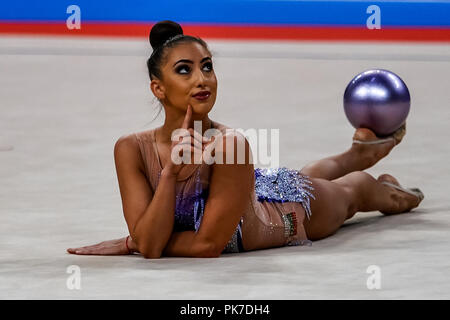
[181,104,193,129]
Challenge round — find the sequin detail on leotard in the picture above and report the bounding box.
[163,167,314,253]
[222,218,244,253]
[282,212,298,238]
[254,167,316,220]
[281,212,313,247]
[158,169,243,253]
[157,169,208,233]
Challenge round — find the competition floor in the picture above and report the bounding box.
[1,36,449,299]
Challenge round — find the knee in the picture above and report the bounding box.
[336,171,373,188]
[335,171,375,212]
[346,170,371,179]
[300,163,320,178]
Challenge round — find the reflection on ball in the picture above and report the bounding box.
[343,69,410,137]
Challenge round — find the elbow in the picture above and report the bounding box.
[140,245,162,259]
[195,241,222,258]
[205,252,221,258]
[139,241,163,259]
[132,222,164,259]
[134,234,162,259]
[142,252,161,259]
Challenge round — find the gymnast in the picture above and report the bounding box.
[67,21,423,258]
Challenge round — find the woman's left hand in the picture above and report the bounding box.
[67,236,137,255]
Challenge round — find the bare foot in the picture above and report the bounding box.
[67,236,138,255]
[352,123,406,167]
[377,174,423,215]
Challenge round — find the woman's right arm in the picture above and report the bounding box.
[67,105,200,257]
[113,135,177,258]
[66,136,176,257]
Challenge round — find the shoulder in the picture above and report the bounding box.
[114,132,145,172]
[209,121,249,146]
[114,128,157,152]
[218,128,252,155]
[211,121,250,144]
[204,128,253,168]
[114,133,138,153]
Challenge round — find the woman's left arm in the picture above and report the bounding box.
[68,134,254,258]
[162,134,254,258]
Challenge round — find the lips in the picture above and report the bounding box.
[193,91,211,100]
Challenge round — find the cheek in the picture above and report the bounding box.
[210,74,218,91]
[168,82,189,99]
[163,86,187,107]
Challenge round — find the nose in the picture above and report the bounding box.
[193,68,207,87]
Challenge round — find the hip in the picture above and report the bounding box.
[241,200,311,251]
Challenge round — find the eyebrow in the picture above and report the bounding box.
[173,57,212,67]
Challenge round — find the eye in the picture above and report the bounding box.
[176,65,190,74]
[203,62,213,72]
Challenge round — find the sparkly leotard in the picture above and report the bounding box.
[134,120,316,254]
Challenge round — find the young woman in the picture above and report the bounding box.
[67,21,423,259]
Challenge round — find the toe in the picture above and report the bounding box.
[353,128,378,142]
[377,174,400,186]
[378,174,423,212]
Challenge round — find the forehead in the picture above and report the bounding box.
[165,42,211,63]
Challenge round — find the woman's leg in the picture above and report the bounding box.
[300,147,370,181]
[300,129,397,181]
[303,171,420,240]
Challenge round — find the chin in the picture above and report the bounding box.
[192,101,214,115]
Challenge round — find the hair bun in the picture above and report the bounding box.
[149,20,184,50]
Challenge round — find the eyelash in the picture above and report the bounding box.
[176,62,213,74]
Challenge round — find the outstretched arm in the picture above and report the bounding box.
[66,105,208,257]
[66,135,178,258]
[67,236,138,255]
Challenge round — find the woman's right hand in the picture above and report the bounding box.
[164,104,211,177]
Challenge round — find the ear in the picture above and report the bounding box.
[150,79,165,100]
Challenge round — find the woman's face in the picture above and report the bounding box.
[153,41,217,117]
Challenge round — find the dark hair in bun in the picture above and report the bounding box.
[147,20,210,80]
[149,20,183,50]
